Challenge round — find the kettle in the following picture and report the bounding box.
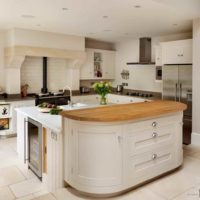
[116,85,124,93]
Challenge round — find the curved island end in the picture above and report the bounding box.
[61,100,187,197]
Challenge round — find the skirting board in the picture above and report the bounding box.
[191,132,200,146]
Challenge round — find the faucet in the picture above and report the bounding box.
[63,85,73,107]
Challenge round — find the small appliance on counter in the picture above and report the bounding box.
[116,85,124,93]
[80,86,90,94]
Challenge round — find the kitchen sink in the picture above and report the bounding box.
[60,103,88,110]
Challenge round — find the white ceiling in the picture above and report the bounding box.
[0,0,199,42]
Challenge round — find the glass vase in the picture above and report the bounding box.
[100,96,107,105]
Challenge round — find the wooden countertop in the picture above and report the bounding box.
[60,100,187,122]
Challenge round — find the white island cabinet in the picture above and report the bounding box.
[16,107,63,192]
[62,101,186,196]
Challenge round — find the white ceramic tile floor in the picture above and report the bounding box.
[0,186,15,200]
[10,178,47,198]
[1,137,200,200]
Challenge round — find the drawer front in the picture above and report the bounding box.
[129,146,176,185]
[125,113,182,131]
[128,123,176,155]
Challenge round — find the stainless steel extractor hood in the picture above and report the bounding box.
[127,37,155,65]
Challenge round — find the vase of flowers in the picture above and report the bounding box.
[92,81,112,105]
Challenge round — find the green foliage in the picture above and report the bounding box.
[92,81,112,97]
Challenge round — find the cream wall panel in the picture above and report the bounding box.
[21,56,80,93]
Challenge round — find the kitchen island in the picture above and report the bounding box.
[61,100,186,196]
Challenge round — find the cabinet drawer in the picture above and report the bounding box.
[125,113,182,131]
[129,146,176,185]
[128,123,176,155]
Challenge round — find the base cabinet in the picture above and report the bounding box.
[12,100,35,134]
[16,110,63,192]
[63,112,183,195]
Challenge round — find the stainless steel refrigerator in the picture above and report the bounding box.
[162,64,192,144]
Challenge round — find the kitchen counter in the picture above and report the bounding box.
[0,96,34,102]
[71,88,162,100]
[63,100,186,196]
[16,107,62,133]
[61,100,186,122]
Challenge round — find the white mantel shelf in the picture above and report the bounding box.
[4,45,86,68]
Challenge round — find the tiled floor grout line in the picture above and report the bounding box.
[170,186,197,200]
[146,186,169,200]
[146,154,200,200]
[8,185,18,199]
[15,164,32,181]
[145,188,168,200]
[50,192,58,200]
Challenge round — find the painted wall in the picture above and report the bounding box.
[113,32,192,92]
[192,19,200,144]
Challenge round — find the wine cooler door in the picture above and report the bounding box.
[28,118,42,180]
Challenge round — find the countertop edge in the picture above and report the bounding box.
[60,100,187,122]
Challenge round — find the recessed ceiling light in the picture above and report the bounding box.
[62,7,68,11]
[103,15,108,19]
[104,29,112,32]
[21,14,35,19]
[134,5,141,8]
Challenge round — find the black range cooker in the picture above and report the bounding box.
[35,93,70,106]
[34,57,71,106]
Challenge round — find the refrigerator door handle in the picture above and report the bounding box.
[179,83,182,102]
[175,83,178,101]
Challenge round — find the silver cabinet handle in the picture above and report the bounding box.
[152,154,157,160]
[152,122,157,127]
[152,132,157,138]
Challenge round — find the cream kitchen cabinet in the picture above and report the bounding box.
[103,50,115,79]
[161,39,192,65]
[69,123,123,189]
[80,49,94,79]
[80,48,115,80]
[155,45,162,66]
[124,113,183,187]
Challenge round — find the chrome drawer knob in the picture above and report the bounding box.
[152,132,157,138]
[152,154,157,160]
[152,122,157,127]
